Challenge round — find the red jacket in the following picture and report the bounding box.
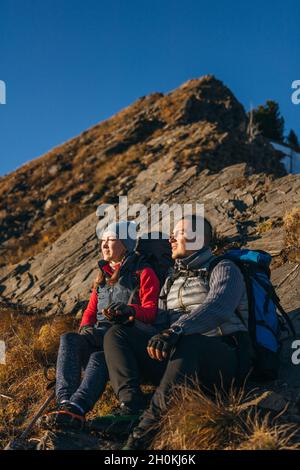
[80,262,160,327]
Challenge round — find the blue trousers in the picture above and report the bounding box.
[55,329,108,414]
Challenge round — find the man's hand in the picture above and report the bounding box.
[147,326,183,361]
[102,302,136,325]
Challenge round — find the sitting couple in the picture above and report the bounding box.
[42,215,254,449]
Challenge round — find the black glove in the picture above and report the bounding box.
[147,326,183,361]
[103,302,136,325]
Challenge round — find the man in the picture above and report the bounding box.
[103,215,254,449]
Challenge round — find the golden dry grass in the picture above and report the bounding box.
[257,219,274,234]
[0,307,128,448]
[284,207,300,249]
[153,382,247,450]
[1,306,299,450]
[282,207,300,263]
[0,307,76,448]
[152,382,300,451]
[236,416,300,450]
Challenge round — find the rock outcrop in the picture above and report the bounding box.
[0,162,299,318]
[0,75,286,265]
[0,75,299,450]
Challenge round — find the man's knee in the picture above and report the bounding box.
[171,333,208,357]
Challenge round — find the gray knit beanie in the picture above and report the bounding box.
[99,220,137,253]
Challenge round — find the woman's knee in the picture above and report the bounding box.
[89,350,105,363]
[60,331,81,346]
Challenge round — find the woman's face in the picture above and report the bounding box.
[101,236,126,262]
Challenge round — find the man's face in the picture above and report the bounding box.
[169,219,204,259]
[101,236,126,262]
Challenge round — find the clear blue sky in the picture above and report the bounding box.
[0,0,299,176]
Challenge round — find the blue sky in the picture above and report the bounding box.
[0,0,299,176]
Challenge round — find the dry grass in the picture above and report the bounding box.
[0,307,76,448]
[153,382,300,451]
[284,207,300,249]
[283,207,300,263]
[236,416,300,450]
[1,306,299,450]
[257,219,274,234]
[33,317,76,366]
[153,382,248,450]
[0,306,133,449]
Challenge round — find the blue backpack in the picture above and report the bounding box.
[209,249,296,381]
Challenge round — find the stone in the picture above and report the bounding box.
[44,199,52,211]
[48,165,58,176]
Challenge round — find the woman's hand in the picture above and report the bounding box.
[78,325,94,335]
[102,302,136,324]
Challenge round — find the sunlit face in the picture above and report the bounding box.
[100,236,126,262]
[169,219,203,259]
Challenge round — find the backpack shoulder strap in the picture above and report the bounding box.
[127,267,143,305]
[159,271,176,299]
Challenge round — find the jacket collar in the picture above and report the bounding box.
[175,246,214,271]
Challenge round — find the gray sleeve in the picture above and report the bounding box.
[171,260,245,335]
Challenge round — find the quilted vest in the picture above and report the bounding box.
[160,248,249,336]
[96,253,169,330]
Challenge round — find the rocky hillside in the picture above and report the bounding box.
[0,162,299,318]
[0,75,286,266]
[0,75,299,450]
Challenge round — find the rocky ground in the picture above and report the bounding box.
[0,162,299,319]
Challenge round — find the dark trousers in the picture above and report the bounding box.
[103,324,167,407]
[104,327,254,435]
[56,329,108,414]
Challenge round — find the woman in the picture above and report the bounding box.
[41,220,161,430]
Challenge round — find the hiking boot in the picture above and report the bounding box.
[122,428,153,450]
[38,402,85,431]
[87,402,145,435]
